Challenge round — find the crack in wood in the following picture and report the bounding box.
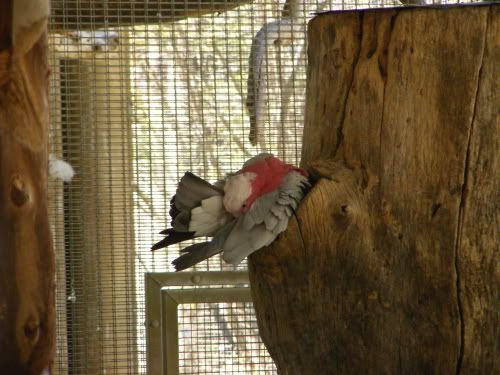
[252,6,497,373]
[378,13,397,187]
[334,13,364,158]
[292,210,307,258]
[452,8,491,374]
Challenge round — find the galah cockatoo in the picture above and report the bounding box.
[151,153,311,271]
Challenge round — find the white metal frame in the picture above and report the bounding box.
[145,271,251,375]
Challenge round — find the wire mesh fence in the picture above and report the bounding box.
[47,0,481,373]
[178,303,275,374]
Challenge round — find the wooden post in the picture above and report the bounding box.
[0,0,54,374]
[248,4,498,374]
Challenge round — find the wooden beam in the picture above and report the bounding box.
[248,3,499,374]
[50,0,254,31]
[0,0,54,373]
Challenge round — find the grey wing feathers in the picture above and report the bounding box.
[174,172,223,212]
[172,242,221,271]
[275,172,310,209]
[222,217,276,265]
[172,220,237,271]
[241,190,279,230]
[223,171,310,265]
[161,169,311,271]
[152,172,224,251]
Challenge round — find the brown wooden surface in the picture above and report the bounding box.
[248,4,499,374]
[50,0,253,31]
[0,1,55,373]
[456,7,499,370]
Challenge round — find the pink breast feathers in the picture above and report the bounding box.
[240,156,308,211]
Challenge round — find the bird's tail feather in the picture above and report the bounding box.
[172,220,237,271]
[172,242,221,271]
[175,172,222,210]
[151,229,195,251]
[170,172,223,232]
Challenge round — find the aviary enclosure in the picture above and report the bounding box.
[0,0,497,374]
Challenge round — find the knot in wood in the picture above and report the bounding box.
[11,176,30,206]
[23,316,40,345]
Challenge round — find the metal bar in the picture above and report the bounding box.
[146,274,163,375]
[145,272,252,374]
[165,287,253,304]
[162,292,180,375]
[147,271,249,287]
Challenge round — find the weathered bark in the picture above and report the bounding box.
[50,0,254,31]
[0,1,55,374]
[249,4,499,374]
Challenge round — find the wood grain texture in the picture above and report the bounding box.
[0,1,54,373]
[456,8,499,372]
[249,4,498,374]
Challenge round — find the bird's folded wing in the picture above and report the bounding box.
[241,190,279,230]
[222,171,310,265]
[172,219,237,271]
[222,216,276,265]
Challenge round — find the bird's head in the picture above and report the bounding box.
[223,172,257,216]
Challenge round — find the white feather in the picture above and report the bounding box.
[190,207,217,226]
[223,172,256,215]
[189,195,230,236]
[201,195,225,215]
[189,221,220,235]
[49,154,75,182]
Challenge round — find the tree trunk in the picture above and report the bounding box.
[0,1,54,374]
[248,4,499,374]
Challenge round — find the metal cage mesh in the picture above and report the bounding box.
[178,303,275,374]
[47,0,478,374]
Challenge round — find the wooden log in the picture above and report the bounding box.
[50,0,253,31]
[0,0,55,374]
[248,4,499,374]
